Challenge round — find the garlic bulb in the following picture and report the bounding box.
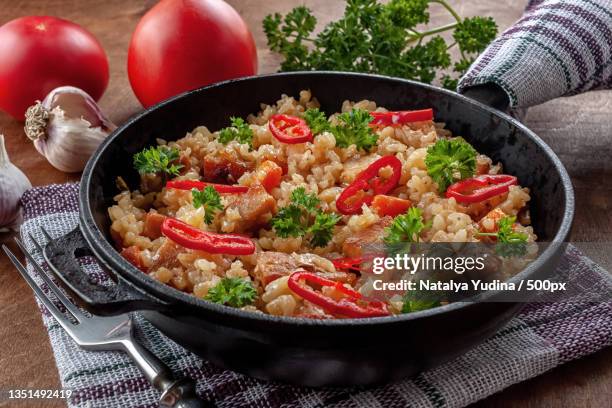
[24,86,116,173]
[0,134,32,230]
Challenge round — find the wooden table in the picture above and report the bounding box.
[0,1,610,407]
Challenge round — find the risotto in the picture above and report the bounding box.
[108,90,537,319]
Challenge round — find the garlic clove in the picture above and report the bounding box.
[0,134,32,230]
[24,86,116,173]
[46,86,115,131]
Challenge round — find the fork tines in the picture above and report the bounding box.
[2,228,94,338]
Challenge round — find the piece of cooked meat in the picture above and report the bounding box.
[149,239,181,271]
[143,212,167,240]
[224,185,276,232]
[120,246,146,272]
[202,150,254,184]
[253,251,300,286]
[342,216,393,259]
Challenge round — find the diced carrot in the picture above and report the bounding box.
[121,246,147,272]
[254,160,283,192]
[259,151,288,174]
[371,195,412,218]
[143,213,167,240]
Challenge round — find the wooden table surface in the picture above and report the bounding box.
[0,1,610,407]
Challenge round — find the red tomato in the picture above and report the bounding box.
[128,0,258,108]
[0,16,109,120]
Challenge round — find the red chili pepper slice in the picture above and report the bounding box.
[161,218,255,255]
[332,257,364,272]
[370,109,434,127]
[331,253,379,273]
[166,180,248,194]
[287,271,390,318]
[269,114,313,144]
[446,174,518,204]
[336,155,402,215]
[336,179,371,215]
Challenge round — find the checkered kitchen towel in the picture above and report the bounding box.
[17,183,612,407]
[458,0,612,108]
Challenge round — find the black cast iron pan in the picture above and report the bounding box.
[44,72,574,387]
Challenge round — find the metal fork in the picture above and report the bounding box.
[3,234,209,408]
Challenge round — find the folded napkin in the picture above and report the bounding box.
[19,184,612,408]
[458,0,612,108]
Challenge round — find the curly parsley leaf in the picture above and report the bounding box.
[386,0,429,28]
[271,204,306,238]
[425,138,477,193]
[218,117,253,148]
[441,75,459,91]
[401,289,442,313]
[303,108,331,134]
[133,146,183,177]
[309,212,342,247]
[263,7,316,71]
[291,187,320,212]
[387,36,451,83]
[443,16,498,88]
[272,187,340,247]
[331,109,378,151]
[401,291,442,313]
[478,215,529,258]
[204,278,257,308]
[454,16,498,54]
[263,0,497,90]
[384,207,429,246]
[192,186,223,225]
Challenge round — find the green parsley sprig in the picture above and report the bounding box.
[309,212,342,248]
[303,107,377,151]
[478,215,529,257]
[401,289,442,313]
[133,146,183,179]
[332,109,378,151]
[218,117,254,148]
[263,0,498,89]
[205,277,257,308]
[271,187,341,247]
[425,138,477,193]
[384,207,429,246]
[191,186,223,225]
[303,108,331,134]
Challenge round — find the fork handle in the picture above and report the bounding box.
[121,340,210,407]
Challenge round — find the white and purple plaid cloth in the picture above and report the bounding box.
[459,0,612,107]
[19,184,612,407]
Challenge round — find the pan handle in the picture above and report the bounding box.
[461,83,510,112]
[42,227,170,315]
